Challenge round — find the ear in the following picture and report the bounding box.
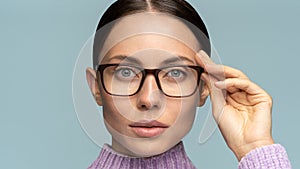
[86,67,102,106]
[198,80,209,107]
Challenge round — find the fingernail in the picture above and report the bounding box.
[205,63,213,68]
[199,50,208,57]
[197,50,203,57]
[200,73,205,80]
[201,73,208,80]
[214,81,225,88]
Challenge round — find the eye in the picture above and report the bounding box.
[168,69,183,77]
[160,67,188,82]
[166,69,187,79]
[114,66,140,80]
[119,68,133,77]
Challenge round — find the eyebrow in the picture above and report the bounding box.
[104,54,195,65]
[105,55,141,64]
[162,55,195,65]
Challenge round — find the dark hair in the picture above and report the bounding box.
[93,0,210,68]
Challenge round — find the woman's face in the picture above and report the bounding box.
[87,13,208,157]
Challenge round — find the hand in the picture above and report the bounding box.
[196,50,274,161]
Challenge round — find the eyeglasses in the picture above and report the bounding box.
[97,64,204,98]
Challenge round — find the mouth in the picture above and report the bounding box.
[129,120,169,138]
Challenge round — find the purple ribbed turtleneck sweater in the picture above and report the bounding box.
[88,142,291,169]
[88,142,196,169]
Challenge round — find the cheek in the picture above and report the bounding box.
[167,93,200,139]
[99,84,125,121]
[177,96,198,125]
[163,91,200,125]
[182,93,199,115]
[159,99,184,124]
[102,101,124,129]
[101,93,132,135]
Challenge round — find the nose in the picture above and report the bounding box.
[136,74,162,111]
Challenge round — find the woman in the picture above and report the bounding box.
[85,0,291,168]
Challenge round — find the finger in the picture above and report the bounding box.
[201,73,226,120]
[195,50,216,69]
[201,73,227,98]
[201,73,213,91]
[195,51,248,81]
[214,78,266,95]
[227,86,242,93]
[195,50,225,83]
[206,65,249,80]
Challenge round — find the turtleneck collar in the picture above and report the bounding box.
[88,141,196,169]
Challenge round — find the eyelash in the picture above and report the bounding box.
[114,67,140,79]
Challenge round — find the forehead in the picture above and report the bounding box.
[97,12,202,65]
[102,34,197,66]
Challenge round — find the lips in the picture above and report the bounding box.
[129,120,169,138]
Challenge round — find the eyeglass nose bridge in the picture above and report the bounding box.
[137,68,164,95]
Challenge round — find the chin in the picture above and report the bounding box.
[108,124,187,157]
[120,137,181,157]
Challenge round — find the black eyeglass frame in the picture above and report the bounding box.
[96,64,204,98]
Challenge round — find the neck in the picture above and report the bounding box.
[111,137,137,157]
[88,141,196,169]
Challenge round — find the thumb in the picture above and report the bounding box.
[201,72,226,123]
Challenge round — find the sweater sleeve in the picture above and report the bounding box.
[238,144,292,169]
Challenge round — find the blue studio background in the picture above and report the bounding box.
[1,0,299,168]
